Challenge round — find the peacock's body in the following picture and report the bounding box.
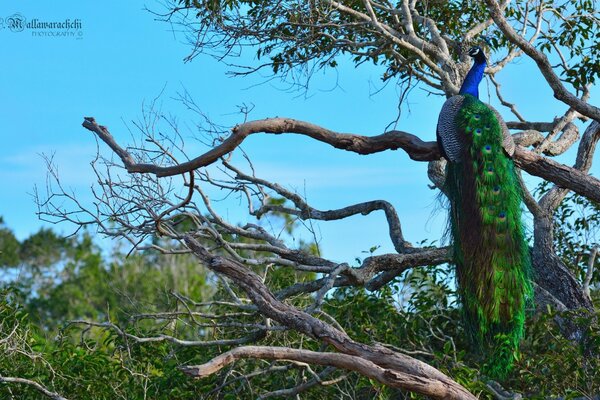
[437,47,532,378]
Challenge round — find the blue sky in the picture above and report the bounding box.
[1,1,598,262]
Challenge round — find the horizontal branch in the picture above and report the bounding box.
[82,116,438,177]
[513,146,600,204]
[84,116,600,203]
[361,249,451,290]
[67,319,265,347]
[181,345,459,394]
[0,377,68,400]
[228,160,410,252]
[275,247,451,299]
[507,120,556,131]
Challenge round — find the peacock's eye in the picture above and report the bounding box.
[475,128,482,135]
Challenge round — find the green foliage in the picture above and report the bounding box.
[175,0,495,82]
[19,228,70,269]
[171,1,599,92]
[503,308,600,398]
[0,217,598,398]
[0,218,20,267]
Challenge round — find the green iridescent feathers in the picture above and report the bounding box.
[445,94,533,378]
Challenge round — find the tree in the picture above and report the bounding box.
[34,1,599,398]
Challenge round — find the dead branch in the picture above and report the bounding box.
[225,161,411,252]
[513,147,600,205]
[83,116,600,204]
[82,116,438,176]
[181,345,471,398]
[182,235,476,399]
[67,320,267,347]
[0,377,68,400]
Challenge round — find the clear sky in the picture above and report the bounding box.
[1,1,598,263]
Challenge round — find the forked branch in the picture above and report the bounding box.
[83,117,600,203]
[182,235,476,400]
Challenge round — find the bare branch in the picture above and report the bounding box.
[67,320,266,347]
[83,116,600,204]
[83,116,438,177]
[0,377,68,400]
[182,235,475,399]
[275,246,451,299]
[514,145,600,205]
[489,74,525,122]
[258,366,343,399]
[226,161,411,252]
[181,346,471,398]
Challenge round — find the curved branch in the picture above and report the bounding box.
[84,116,600,204]
[181,345,464,396]
[0,377,68,400]
[82,116,438,177]
[512,124,579,156]
[226,161,411,252]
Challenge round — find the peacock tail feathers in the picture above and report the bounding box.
[444,94,533,378]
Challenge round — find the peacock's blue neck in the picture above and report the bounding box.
[459,59,486,99]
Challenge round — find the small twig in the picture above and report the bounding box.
[583,246,599,300]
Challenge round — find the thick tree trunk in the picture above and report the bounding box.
[532,214,594,341]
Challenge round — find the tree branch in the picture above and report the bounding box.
[513,146,600,204]
[274,246,451,299]
[225,160,411,252]
[182,235,475,400]
[181,345,465,396]
[82,116,438,177]
[84,117,600,203]
[484,0,600,121]
[0,377,68,400]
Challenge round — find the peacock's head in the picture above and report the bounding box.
[468,46,487,63]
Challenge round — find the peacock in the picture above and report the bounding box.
[436,46,533,378]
